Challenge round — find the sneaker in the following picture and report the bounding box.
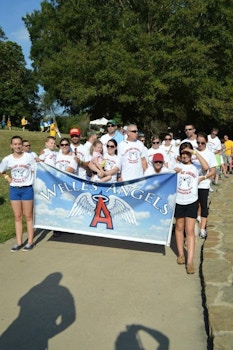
[196,215,201,223]
[10,244,23,252]
[22,243,34,251]
[200,229,207,239]
[209,187,214,192]
[177,255,185,264]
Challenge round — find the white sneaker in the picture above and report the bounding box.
[209,187,214,192]
[197,215,201,223]
[200,229,207,239]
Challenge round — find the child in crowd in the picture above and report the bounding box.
[89,140,111,182]
[39,136,57,167]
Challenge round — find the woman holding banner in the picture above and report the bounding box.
[0,136,35,252]
[174,142,208,274]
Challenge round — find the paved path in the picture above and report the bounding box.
[0,210,215,349]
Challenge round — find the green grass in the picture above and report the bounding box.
[0,128,70,243]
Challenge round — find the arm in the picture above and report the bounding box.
[141,157,147,171]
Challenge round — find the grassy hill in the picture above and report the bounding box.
[0,128,70,243]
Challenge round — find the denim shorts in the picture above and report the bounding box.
[10,186,34,201]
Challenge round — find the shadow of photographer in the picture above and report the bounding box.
[0,272,76,350]
[115,324,169,350]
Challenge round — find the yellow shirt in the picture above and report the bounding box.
[224,140,233,156]
[21,117,27,126]
[50,123,56,137]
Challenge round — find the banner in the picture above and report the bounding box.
[34,163,177,246]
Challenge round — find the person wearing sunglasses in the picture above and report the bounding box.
[22,139,38,161]
[102,139,121,182]
[55,138,78,174]
[117,124,147,181]
[192,132,217,239]
[181,124,198,148]
[174,142,209,274]
[100,119,124,152]
[147,135,168,168]
[160,133,177,170]
[69,127,90,180]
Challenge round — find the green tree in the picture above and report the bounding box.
[0,28,38,125]
[24,0,233,134]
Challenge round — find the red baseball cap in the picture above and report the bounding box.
[69,127,81,136]
[153,153,164,162]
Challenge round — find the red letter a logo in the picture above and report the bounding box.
[90,197,113,229]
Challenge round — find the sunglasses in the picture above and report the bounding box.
[60,143,69,146]
[153,161,163,164]
[71,135,80,138]
[197,141,206,145]
[165,138,171,140]
[107,145,115,148]
[24,144,30,147]
[185,128,193,131]
[129,130,138,133]
[107,124,115,127]
[153,141,160,144]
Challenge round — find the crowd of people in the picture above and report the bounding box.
[0,120,233,275]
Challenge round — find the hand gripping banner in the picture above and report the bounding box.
[34,163,177,246]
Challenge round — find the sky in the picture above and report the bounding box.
[0,0,43,68]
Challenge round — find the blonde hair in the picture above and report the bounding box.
[90,140,103,156]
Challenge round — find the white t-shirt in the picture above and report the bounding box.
[181,138,198,149]
[147,147,168,167]
[144,165,173,176]
[39,148,57,167]
[175,163,199,205]
[192,148,217,189]
[70,143,91,179]
[103,153,121,182]
[207,135,221,153]
[160,144,177,170]
[55,153,78,174]
[118,139,146,181]
[0,152,35,187]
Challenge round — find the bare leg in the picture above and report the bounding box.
[175,217,185,258]
[22,200,34,244]
[10,200,23,245]
[185,217,196,265]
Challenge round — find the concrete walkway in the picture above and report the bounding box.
[3,176,232,349]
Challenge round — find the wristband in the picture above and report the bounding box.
[193,150,197,155]
[204,175,207,179]
[4,175,9,180]
[79,160,83,166]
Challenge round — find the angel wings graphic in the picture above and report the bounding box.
[67,192,137,226]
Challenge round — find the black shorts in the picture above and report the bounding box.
[175,200,198,219]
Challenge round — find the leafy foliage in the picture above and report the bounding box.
[0,29,39,125]
[23,0,233,135]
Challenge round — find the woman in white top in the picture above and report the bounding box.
[160,133,177,170]
[193,132,217,239]
[55,138,78,174]
[0,136,35,252]
[147,135,168,168]
[174,142,208,274]
[103,139,121,182]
